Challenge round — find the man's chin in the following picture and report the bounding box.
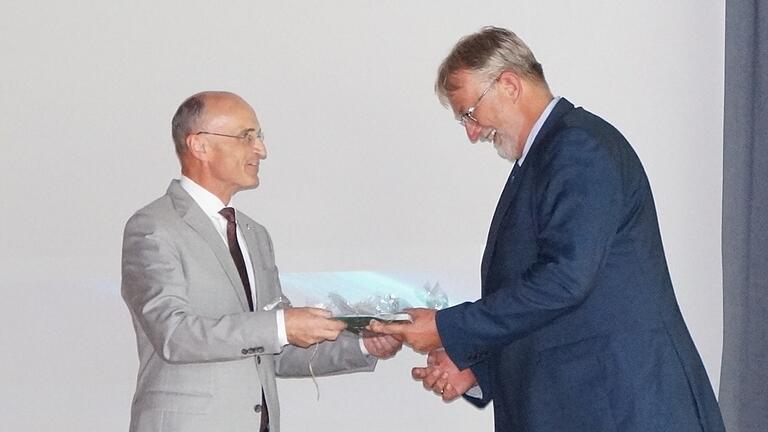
[242,178,260,190]
[493,143,516,162]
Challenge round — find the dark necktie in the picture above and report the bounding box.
[218,207,269,431]
[218,207,254,311]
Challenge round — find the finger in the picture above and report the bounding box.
[386,340,402,353]
[423,367,442,390]
[302,307,332,317]
[380,335,401,350]
[432,371,449,395]
[402,308,420,319]
[366,328,404,342]
[434,373,449,394]
[370,336,384,349]
[366,321,385,333]
[320,327,342,341]
[320,319,346,332]
[422,368,439,390]
[369,320,400,332]
[366,337,384,355]
[368,321,408,335]
[442,384,459,402]
[412,367,428,380]
[427,350,441,366]
[294,340,311,349]
[433,381,445,397]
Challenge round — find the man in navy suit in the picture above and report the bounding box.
[371,27,725,431]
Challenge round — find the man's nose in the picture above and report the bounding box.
[465,121,481,143]
[254,139,267,159]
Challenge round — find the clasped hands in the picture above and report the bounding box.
[283,307,402,358]
[368,308,478,401]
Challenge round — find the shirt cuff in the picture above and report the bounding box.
[276,309,289,346]
[465,384,483,399]
[359,337,370,356]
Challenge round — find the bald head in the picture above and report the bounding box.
[171,91,251,158]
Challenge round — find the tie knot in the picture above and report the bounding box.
[219,207,236,223]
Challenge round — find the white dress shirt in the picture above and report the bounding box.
[517,96,561,167]
[179,176,289,346]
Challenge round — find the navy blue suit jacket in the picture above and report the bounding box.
[436,99,725,432]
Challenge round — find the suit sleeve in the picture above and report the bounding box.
[463,359,493,407]
[121,212,284,364]
[438,128,625,370]
[274,332,377,377]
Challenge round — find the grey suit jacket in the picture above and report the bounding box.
[122,180,376,432]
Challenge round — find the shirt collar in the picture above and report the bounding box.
[517,96,561,166]
[179,175,232,216]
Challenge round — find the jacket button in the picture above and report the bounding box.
[241,349,249,355]
[253,404,262,413]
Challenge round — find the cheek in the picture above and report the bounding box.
[225,153,244,169]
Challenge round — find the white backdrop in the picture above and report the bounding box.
[0,1,725,430]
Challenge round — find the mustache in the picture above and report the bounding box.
[481,129,497,143]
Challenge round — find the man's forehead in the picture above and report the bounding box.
[446,70,479,111]
[447,69,479,91]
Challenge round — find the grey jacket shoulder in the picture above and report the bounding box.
[125,193,175,222]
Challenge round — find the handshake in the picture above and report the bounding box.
[285,306,475,401]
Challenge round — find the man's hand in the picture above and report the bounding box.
[362,333,403,359]
[412,349,477,402]
[284,307,346,348]
[367,308,442,353]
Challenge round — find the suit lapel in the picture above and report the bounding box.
[480,98,575,287]
[481,163,521,286]
[167,181,250,312]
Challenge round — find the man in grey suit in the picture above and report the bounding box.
[122,91,401,432]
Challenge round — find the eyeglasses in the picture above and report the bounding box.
[194,129,264,146]
[458,75,500,126]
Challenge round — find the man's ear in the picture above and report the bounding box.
[186,134,209,161]
[498,70,523,101]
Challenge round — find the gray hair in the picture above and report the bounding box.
[171,94,206,157]
[435,26,545,105]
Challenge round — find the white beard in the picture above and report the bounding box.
[492,132,519,162]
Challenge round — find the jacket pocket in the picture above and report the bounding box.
[138,390,212,414]
[528,335,618,432]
